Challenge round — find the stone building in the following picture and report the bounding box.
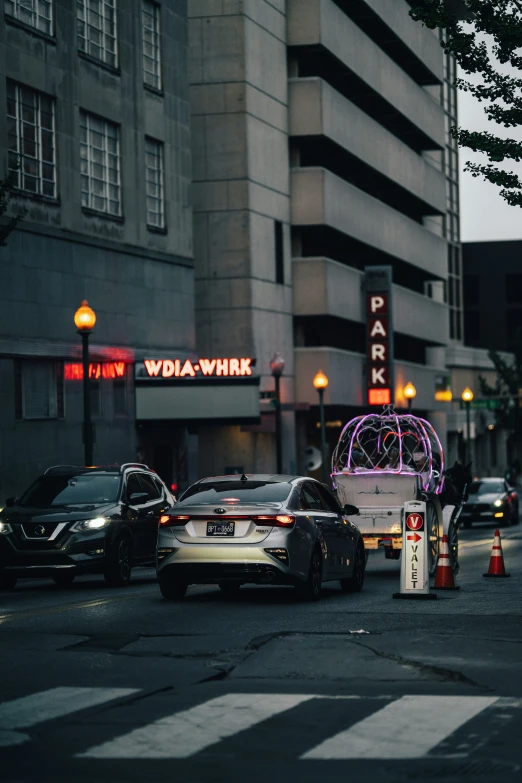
[0,0,194,497]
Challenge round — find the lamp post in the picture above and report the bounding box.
[313,370,329,483]
[270,352,285,474]
[403,381,416,413]
[74,300,96,466]
[461,387,474,463]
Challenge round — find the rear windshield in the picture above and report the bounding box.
[179,481,292,505]
[468,481,504,496]
[19,474,122,508]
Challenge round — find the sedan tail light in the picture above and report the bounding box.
[253,515,295,528]
[160,515,190,526]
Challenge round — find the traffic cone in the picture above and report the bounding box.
[483,529,510,578]
[433,534,460,590]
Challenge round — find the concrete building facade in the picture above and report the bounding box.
[0,0,194,498]
[189,0,457,475]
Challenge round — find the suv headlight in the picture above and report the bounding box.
[493,499,503,507]
[71,517,111,532]
[0,520,12,535]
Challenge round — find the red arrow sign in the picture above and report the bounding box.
[407,532,422,543]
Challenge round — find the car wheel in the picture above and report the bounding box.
[219,582,241,595]
[159,575,187,601]
[103,536,132,587]
[340,543,365,593]
[447,522,459,574]
[427,502,440,576]
[295,548,322,602]
[52,572,76,588]
[0,571,17,590]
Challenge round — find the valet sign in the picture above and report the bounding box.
[399,501,430,596]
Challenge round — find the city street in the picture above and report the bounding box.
[1,522,521,783]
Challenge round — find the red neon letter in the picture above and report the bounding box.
[199,359,216,376]
[162,360,175,377]
[216,359,228,376]
[180,360,196,377]
[240,358,252,376]
[229,358,240,376]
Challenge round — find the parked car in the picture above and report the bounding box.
[460,478,519,528]
[0,464,176,590]
[156,474,365,601]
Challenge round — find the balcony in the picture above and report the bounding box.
[287,0,445,150]
[289,78,446,215]
[291,168,448,280]
[293,257,449,345]
[295,346,448,410]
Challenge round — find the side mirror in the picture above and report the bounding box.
[343,504,359,516]
[129,492,149,505]
[5,497,16,508]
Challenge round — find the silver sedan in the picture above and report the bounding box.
[156,474,365,601]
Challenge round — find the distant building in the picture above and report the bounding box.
[463,240,522,355]
[0,0,194,497]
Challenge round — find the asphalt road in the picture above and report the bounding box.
[1,521,521,783]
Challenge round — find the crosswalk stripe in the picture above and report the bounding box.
[302,695,498,759]
[78,692,315,759]
[0,687,139,731]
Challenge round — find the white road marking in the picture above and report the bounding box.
[302,695,498,759]
[78,692,315,759]
[0,687,138,737]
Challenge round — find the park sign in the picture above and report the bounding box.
[459,399,500,411]
[365,266,394,406]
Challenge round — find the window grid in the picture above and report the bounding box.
[142,0,161,90]
[80,111,121,216]
[145,137,164,228]
[77,0,117,68]
[4,0,53,34]
[7,81,56,198]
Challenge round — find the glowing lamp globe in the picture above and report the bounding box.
[74,300,96,332]
[403,382,417,400]
[269,352,285,378]
[313,371,329,391]
[461,387,474,403]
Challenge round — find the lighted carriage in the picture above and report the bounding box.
[331,408,459,573]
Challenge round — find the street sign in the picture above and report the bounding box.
[459,399,500,410]
[393,500,436,601]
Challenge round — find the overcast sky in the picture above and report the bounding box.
[458,36,522,243]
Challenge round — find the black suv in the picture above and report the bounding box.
[0,464,176,590]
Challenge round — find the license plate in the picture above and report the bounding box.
[206,522,235,537]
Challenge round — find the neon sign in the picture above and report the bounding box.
[65,362,126,380]
[365,266,394,406]
[139,357,254,379]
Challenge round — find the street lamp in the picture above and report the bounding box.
[403,381,416,413]
[270,352,285,474]
[74,300,96,466]
[313,370,329,483]
[461,387,474,463]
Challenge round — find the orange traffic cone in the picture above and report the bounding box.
[433,534,460,590]
[483,529,510,578]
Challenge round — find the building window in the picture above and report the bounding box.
[113,376,127,416]
[7,82,56,198]
[5,0,53,34]
[142,0,161,90]
[77,0,117,68]
[145,137,164,228]
[275,220,284,284]
[16,360,64,420]
[80,112,121,216]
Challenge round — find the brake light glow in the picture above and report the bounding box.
[160,515,190,525]
[253,515,295,528]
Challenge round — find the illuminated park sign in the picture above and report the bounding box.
[65,362,126,380]
[136,357,255,380]
[365,266,394,406]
